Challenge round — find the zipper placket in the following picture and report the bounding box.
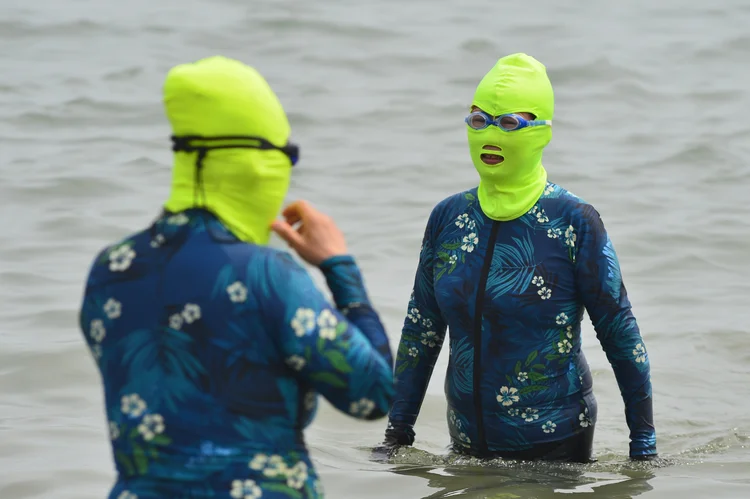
[472,220,500,456]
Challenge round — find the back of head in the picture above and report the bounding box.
[472,52,554,121]
[163,56,293,245]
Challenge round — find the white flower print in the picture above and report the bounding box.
[579,407,592,428]
[449,410,457,425]
[547,228,562,239]
[350,398,375,418]
[458,432,471,445]
[517,372,528,382]
[558,339,573,354]
[285,355,306,371]
[421,331,438,348]
[565,225,577,248]
[227,281,248,304]
[508,408,520,417]
[103,298,122,320]
[566,326,573,339]
[118,492,138,499]
[138,414,165,441]
[521,408,539,422]
[532,276,544,287]
[167,213,189,226]
[538,287,552,300]
[496,386,520,407]
[449,254,458,265]
[286,461,308,489]
[455,213,469,228]
[109,244,136,272]
[421,317,433,329]
[542,421,557,433]
[461,233,478,253]
[317,309,338,340]
[408,347,418,357]
[150,233,166,248]
[528,206,538,215]
[121,394,147,417]
[109,421,120,440]
[91,344,102,360]
[304,392,316,412]
[248,453,268,471]
[263,455,288,477]
[467,220,476,231]
[291,308,316,337]
[90,319,106,343]
[544,184,555,196]
[633,343,647,363]
[230,479,262,499]
[407,307,421,323]
[182,303,201,324]
[555,313,568,325]
[169,313,183,330]
[536,209,549,223]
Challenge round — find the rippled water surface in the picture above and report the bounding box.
[1,0,749,497]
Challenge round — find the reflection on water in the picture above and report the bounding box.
[372,446,667,498]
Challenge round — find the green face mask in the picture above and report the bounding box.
[467,53,554,221]
[162,56,293,245]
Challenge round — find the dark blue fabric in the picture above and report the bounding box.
[79,209,394,498]
[385,183,656,459]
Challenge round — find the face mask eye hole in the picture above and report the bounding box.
[469,113,488,129]
[499,115,519,130]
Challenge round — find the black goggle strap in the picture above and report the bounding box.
[170,135,295,207]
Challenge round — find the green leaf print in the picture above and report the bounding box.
[505,375,514,386]
[310,372,346,388]
[442,241,462,251]
[532,364,546,371]
[518,385,547,395]
[264,483,303,499]
[150,434,172,447]
[525,351,538,367]
[545,354,560,361]
[128,428,139,440]
[435,267,448,282]
[396,361,409,376]
[464,192,476,201]
[115,451,135,475]
[528,372,548,383]
[514,361,522,375]
[325,350,353,373]
[437,251,451,262]
[448,262,458,274]
[132,443,149,474]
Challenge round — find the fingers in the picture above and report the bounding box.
[270,220,303,249]
[281,200,314,221]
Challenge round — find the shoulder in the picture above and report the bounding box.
[427,187,480,230]
[539,182,602,225]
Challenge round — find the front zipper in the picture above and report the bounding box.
[472,220,500,456]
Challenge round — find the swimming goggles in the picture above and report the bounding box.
[465,111,551,132]
[171,135,299,166]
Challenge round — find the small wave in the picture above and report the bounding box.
[257,18,403,40]
[0,19,123,39]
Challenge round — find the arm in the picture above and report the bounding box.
[271,252,395,420]
[574,206,657,458]
[384,210,448,446]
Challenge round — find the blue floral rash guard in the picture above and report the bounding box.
[385,182,657,459]
[79,209,395,499]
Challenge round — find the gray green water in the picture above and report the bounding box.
[1,0,749,497]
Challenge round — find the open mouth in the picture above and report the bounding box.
[481,145,504,165]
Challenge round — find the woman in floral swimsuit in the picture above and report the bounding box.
[79,56,394,498]
[383,53,657,463]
